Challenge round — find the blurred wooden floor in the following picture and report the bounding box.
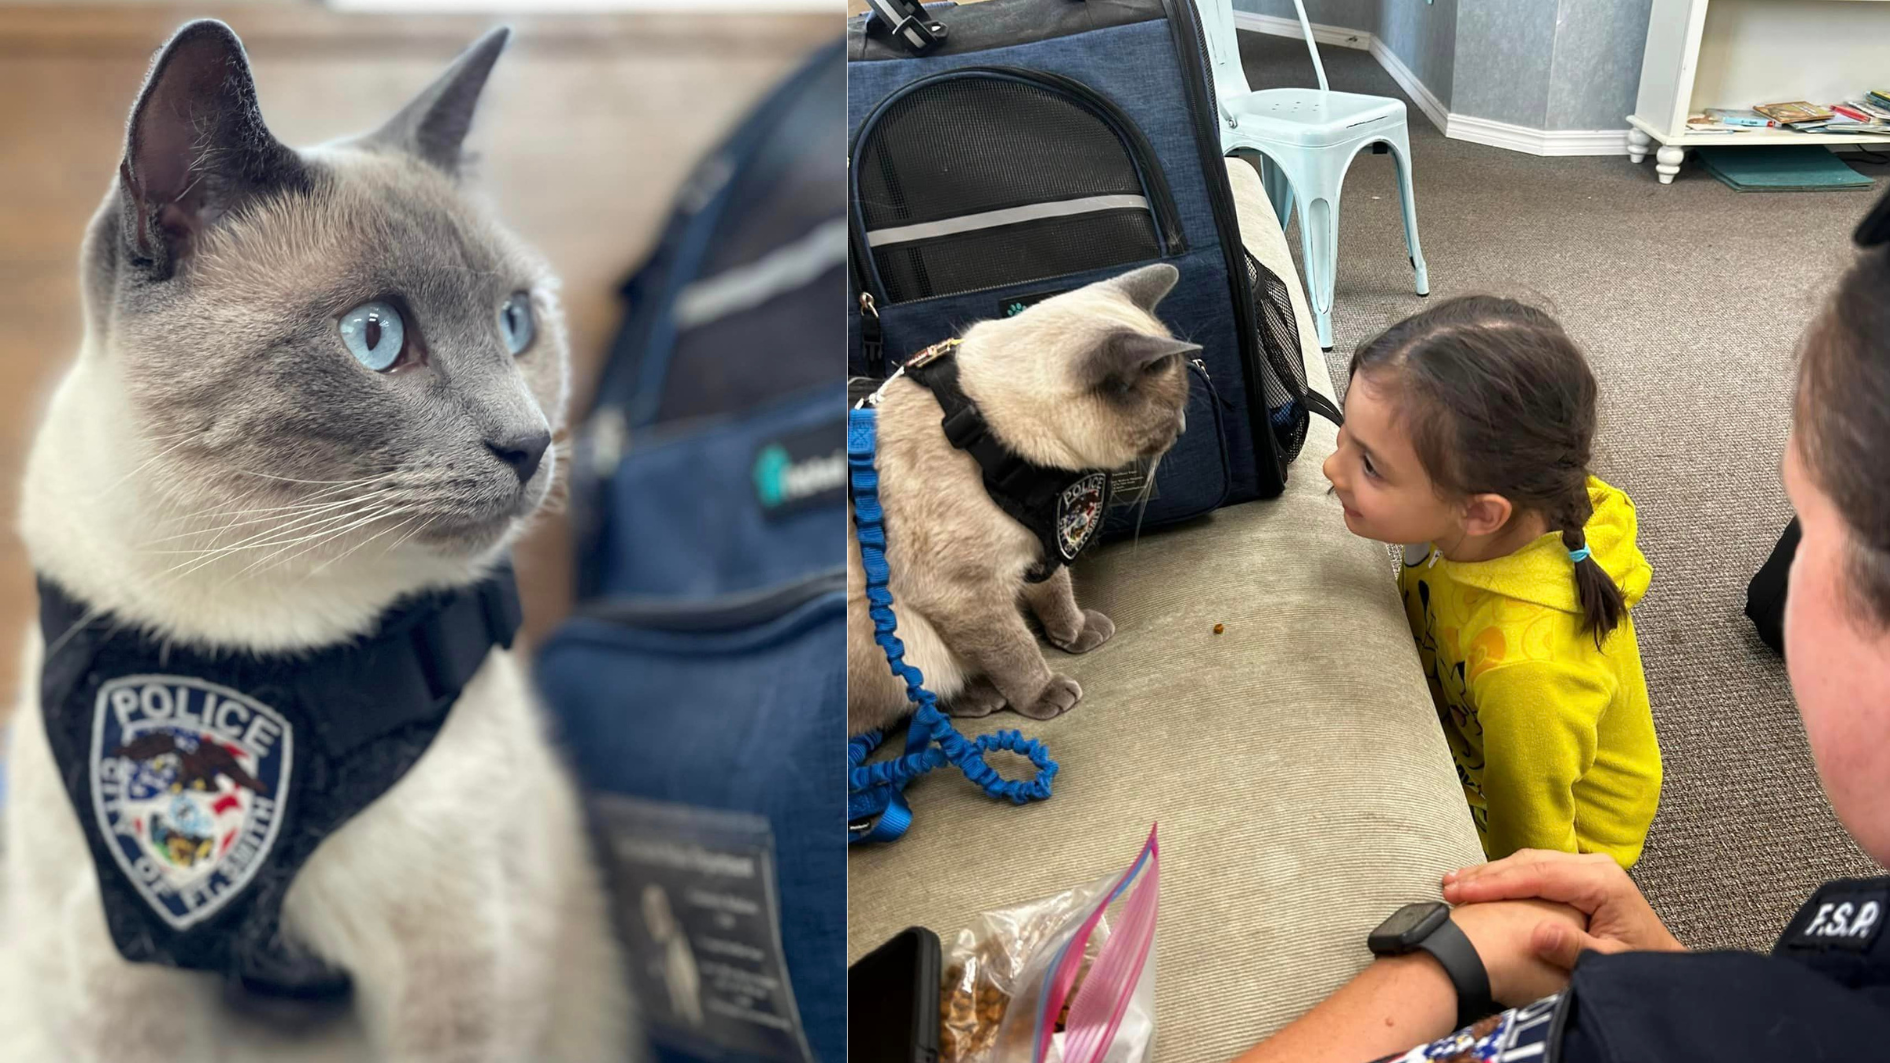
[0,5,835,722]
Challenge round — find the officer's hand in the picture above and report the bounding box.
[1449,899,1586,1006]
[1441,849,1686,969]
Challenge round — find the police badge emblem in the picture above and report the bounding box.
[90,675,292,930]
[1056,472,1108,561]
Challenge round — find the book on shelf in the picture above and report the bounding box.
[1687,114,1767,133]
[1854,98,1890,121]
[1869,90,1890,111]
[1703,108,1778,128]
[1754,101,1835,126]
[1793,120,1890,137]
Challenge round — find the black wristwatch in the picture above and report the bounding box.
[1368,902,1494,1031]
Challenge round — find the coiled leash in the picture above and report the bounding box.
[847,357,1058,845]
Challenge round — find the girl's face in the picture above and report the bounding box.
[1323,370,1463,545]
[1783,432,1890,867]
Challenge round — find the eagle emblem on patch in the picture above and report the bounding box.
[1056,472,1109,560]
[90,675,292,930]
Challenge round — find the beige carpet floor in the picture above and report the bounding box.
[1238,30,1886,952]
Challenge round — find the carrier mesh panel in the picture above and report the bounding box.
[1245,248,1310,463]
[857,76,1162,302]
[876,211,1159,304]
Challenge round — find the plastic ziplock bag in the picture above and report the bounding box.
[939,827,1159,1063]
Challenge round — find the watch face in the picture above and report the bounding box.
[1369,902,1453,957]
[1378,903,1440,939]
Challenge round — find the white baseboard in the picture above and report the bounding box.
[1231,14,1631,157]
[1443,114,1632,156]
[1231,10,1370,51]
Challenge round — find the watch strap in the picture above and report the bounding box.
[1417,915,1494,1031]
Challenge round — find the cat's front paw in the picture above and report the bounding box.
[947,677,1007,719]
[1018,674,1082,720]
[1049,609,1115,655]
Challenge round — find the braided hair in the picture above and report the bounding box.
[1350,296,1626,644]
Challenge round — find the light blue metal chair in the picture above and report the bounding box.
[1198,0,1428,348]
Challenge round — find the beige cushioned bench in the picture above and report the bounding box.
[847,160,1483,1062]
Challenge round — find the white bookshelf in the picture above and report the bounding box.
[1625,0,1890,184]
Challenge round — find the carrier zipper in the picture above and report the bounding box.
[859,292,884,376]
[848,66,1188,306]
[573,569,845,632]
[1190,357,1233,410]
[1162,0,1283,487]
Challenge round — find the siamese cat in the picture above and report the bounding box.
[848,264,1196,736]
[0,21,631,1062]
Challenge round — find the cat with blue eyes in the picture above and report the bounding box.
[0,21,632,1062]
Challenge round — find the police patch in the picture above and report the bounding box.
[1057,472,1108,560]
[89,675,292,930]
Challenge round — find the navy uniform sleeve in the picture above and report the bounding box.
[1556,948,1890,1061]
[1554,876,1890,1060]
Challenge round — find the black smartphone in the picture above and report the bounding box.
[847,926,942,1063]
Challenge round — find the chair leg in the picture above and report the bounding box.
[1261,156,1295,231]
[1298,193,1338,350]
[1384,125,1429,297]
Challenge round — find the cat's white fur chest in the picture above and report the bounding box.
[0,358,630,1060]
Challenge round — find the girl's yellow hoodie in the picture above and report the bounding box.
[1399,477,1661,868]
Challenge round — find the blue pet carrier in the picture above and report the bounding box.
[846,0,1334,538]
[536,40,845,1063]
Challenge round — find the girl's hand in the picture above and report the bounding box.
[1442,849,1686,968]
[1448,899,1586,1006]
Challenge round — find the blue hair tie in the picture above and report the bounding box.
[1568,545,1592,564]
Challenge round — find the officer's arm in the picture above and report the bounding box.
[1230,952,1457,1063]
[1233,900,1583,1063]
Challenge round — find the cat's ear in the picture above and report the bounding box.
[118,20,306,279]
[1085,330,1202,388]
[364,27,510,176]
[1106,263,1182,313]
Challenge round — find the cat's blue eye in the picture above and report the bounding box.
[499,292,534,355]
[338,300,406,372]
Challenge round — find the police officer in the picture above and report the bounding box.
[1236,188,1890,1063]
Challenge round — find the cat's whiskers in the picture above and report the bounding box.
[134,468,399,546]
[226,468,404,487]
[52,433,200,504]
[380,513,440,558]
[155,499,403,582]
[138,490,400,547]
[156,469,408,553]
[234,501,413,583]
[177,504,404,593]
[190,472,401,517]
[142,488,403,557]
[1128,452,1162,549]
[308,509,428,577]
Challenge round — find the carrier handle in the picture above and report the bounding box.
[863,0,1088,56]
[862,0,947,55]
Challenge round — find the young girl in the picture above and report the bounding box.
[1323,296,1660,868]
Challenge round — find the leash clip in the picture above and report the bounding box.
[904,336,958,370]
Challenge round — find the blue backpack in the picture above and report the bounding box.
[536,40,845,1063]
[846,0,1337,537]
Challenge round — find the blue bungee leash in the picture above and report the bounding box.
[847,363,1058,845]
